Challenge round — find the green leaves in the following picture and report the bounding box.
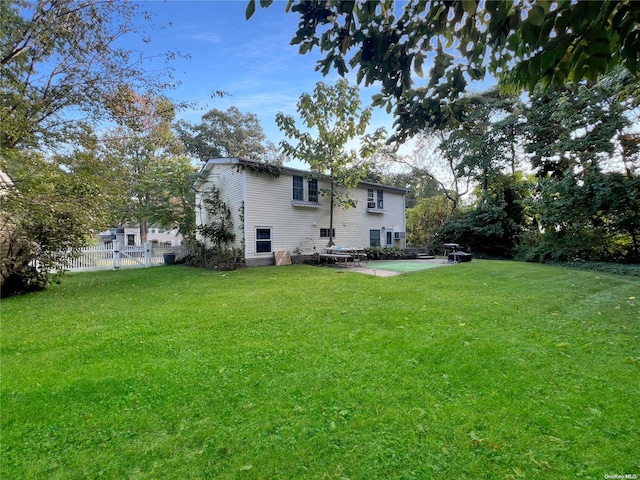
[245,0,273,19]
[177,106,272,162]
[255,0,640,137]
[245,0,256,19]
[527,4,545,27]
[1,146,125,295]
[2,1,183,151]
[197,186,236,248]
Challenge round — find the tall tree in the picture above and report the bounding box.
[276,79,385,246]
[449,92,526,195]
[438,173,532,258]
[177,106,281,163]
[526,68,633,178]
[1,0,180,151]
[0,1,184,294]
[412,131,470,212]
[406,194,454,249]
[105,91,196,244]
[248,0,640,140]
[522,69,640,261]
[400,92,525,220]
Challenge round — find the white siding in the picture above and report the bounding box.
[243,171,406,261]
[196,161,245,251]
[330,185,406,249]
[244,170,321,258]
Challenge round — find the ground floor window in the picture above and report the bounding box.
[256,228,272,253]
[370,229,381,247]
[127,234,136,246]
[320,228,335,238]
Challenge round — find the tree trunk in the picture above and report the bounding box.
[139,218,148,244]
[328,169,335,246]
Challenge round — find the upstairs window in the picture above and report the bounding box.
[292,175,320,207]
[367,189,375,209]
[367,188,384,211]
[293,176,304,201]
[308,178,318,202]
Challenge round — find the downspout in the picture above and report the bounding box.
[402,191,407,248]
[242,167,248,261]
[328,166,335,246]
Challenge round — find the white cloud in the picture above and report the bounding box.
[189,31,223,45]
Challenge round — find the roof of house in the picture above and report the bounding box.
[197,158,409,194]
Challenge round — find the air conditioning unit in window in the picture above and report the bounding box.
[394,232,406,239]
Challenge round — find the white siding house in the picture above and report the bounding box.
[195,158,407,266]
[97,226,183,246]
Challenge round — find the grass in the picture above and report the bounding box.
[1,261,638,479]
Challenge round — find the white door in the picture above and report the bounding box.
[385,228,394,247]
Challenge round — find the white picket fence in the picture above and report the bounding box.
[62,242,189,272]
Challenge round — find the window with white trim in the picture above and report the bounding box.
[293,176,304,201]
[255,228,272,253]
[367,189,375,209]
[292,175,320,207]
[385,229,394,247]
[308,178,318,202]
[370,229,381,247]
[367,188,384,211]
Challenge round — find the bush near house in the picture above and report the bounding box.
[182,243,244,271]
[364,246,404,260]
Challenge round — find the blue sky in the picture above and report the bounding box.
[134,0,396,161]
[128,0,500,170]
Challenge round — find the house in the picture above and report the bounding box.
[97,225,183,247]
[195,158,407,266]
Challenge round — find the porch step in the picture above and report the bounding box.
[416,254,436,259]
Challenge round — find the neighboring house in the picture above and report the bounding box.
[97,225,183,246]
[195,158,407,266]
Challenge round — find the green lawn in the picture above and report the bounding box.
[1,261,638,479]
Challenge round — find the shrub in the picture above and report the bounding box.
[182,243,244,271]
[364,247,404,259]
[551,260,640,277]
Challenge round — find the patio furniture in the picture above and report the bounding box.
[443,243,459,263]
[319,247,368,267]
[327,247,368,266]
[448,251,473,262]
[318,252,352,267]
